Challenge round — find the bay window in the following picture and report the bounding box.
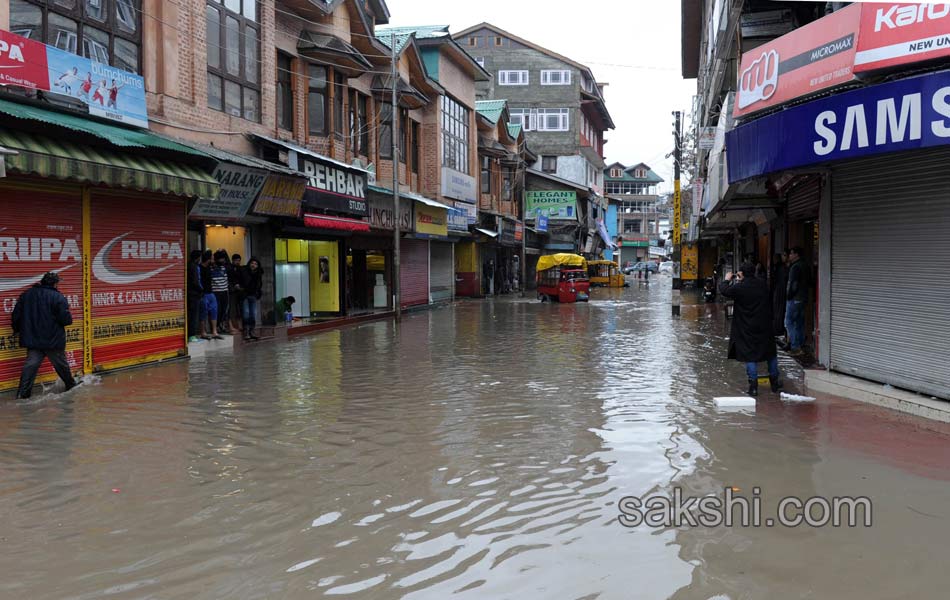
[206,0,260,122]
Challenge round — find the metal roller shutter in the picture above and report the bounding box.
[786,175,821,220]
[400,238,428,308]
[831,148,950,398]
[90,191,186,371]
[0,182,84,392]
[429,242,453,303]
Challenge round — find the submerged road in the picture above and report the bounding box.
[2,282,949,599]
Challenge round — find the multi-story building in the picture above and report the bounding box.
[683,1,950,401]
[604,162,664,263]
[452,22,614,258]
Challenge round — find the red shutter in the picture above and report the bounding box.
[90,191,186,370]
[0,183,84,391]
[400,239,428,308]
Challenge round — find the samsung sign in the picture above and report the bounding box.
[727,69,950,182]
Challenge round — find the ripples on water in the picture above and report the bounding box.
[2,284,950,599]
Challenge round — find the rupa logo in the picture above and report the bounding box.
[0,39,26,64]
[93,232,182,286]
[874,4,950,32]
[0,229,80,292]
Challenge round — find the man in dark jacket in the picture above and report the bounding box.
[238,257,263,340]
[187,249,203,341]
[785,246,810,355]
[771,251,789,340]
[11,272,78,399]
[719,264,781,396]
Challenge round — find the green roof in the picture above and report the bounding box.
[604,163,664,184]
[507,123,522,138]
[376,25,450,53]
[475,99,507,124]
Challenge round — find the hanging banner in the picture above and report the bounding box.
[0,29,148,127]
[525,190,578,220]
[681,243,699,280]
[190,164,267,219]
[252,175,306,218]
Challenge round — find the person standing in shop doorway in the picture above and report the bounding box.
[785,246,809,356]
[771,251,789,345]
[12,272,79,399]
[199,250,222,341]
[211,250,231,334]
[719,264,781,396]
[239,257,263,340]
[229,254,243,333]
[187,250,203,342]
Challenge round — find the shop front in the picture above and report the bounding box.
[361,188,413,313]
[0,101,219,392]
[413,200,453,305]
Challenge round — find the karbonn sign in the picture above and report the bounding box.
[855,3,950,73]
[727,69,950,182]
[290,151,368,217]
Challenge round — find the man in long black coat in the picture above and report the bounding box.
[719,263,782,396]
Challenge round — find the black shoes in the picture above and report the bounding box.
[748,379,759,396]
[770,375,783,393]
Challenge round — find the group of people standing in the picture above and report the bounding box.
[719,246,811,396]
[187,250,263,342]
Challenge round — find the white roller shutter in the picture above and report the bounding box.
[830,148,950,399]
[430,242,454,303]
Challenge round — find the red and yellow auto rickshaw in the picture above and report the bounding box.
[536,254,590,303]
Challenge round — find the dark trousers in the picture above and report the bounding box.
[16,348,77,399]
[188,294,200,337]
[214,291,230,329]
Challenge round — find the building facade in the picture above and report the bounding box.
[604,162,664,263]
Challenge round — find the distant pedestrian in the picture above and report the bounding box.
[719,263,781,396]
[785,246,809,356]
[229,254,243,332]
[211,250,231,334]
[187,249,203,342]
[199,250,222,340]
[771,251,789,341]
[276,296,296,324]
[239,257,263,340]
[11,272,79,399]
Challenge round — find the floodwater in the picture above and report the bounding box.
[2,282,950,600]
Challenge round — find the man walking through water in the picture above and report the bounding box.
[719,263,781,396]
[11,272,79,399]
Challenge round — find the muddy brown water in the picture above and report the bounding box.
[2,284,949,599]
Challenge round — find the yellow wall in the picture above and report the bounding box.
[309,241,340,313]
[204,225,247,260]
[455,241,477,272]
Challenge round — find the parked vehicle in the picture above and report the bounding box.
[537,254,590,303]
[659,261,675,274]
[588,260,627,288]
[622,262,658,275]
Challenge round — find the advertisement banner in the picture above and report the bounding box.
[514,222,524,242]
[0,29,148,127]
[536,213,549,233]
[682,243,699,281]
[441,167,478,203]
[727,69,950,182]
[252,175,306,218]
[0,187,84,392]
[414,202,448,238]
[190,164,268,219]
[90,193,185,370]
[734,4,861,118]
[855,3,950,73]
[367,194,412,231]
[292,152,368,216]
[448,207,469,232]
[525,190,578,220]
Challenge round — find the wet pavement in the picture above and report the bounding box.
[2,281,950,599]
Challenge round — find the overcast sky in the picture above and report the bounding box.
[387,0,697,193]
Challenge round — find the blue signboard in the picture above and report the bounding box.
[727,69,950,183]
[447,207,468,232]
[536,213,549,233]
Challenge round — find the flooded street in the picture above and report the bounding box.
[2,283,950,600]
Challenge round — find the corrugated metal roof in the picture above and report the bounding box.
[376,25,450,53]
[507,123,523,139]
[475,100,506,124]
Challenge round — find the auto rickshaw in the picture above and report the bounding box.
[588,260,627,288]
[536,253,590,303]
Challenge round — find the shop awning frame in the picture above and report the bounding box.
[474,228,499,238]
[303,213,371,233]
[367,185,451,210]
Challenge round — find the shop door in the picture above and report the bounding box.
[0,183,84,392]
[831,149,950,398]
[90,191,186,371]
[400,239,429,308]
[430,242,453,303]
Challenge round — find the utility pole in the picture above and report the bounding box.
[391,33,401,321]
[520,162,527,297]
[672,110,683,316]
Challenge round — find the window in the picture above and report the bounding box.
[11,0,142,73]
[509,108,535,131]
[441,95,470,174]
[468,36,477,47]
[636,168,646,178]
[494,36,503,46]
[498,70,528,86]
[378,102,393,159]
[502,170,512,201]
[481,156,491,195]
[333,72,346,136]
[541,70,572,85]
[207,0,260,121]
[411,121,420,173]
[307,65,327,134]
[350,92,369,156]
[536,108,570,132]
[475,57,485,68]
[609,168,622,178]
[276,52,293,131]
[399,110,408,163]
[541,156,557,173]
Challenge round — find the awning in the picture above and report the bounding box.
[304,213,370,232]
[298,31,373,76]
[0,128,219,199]
[367,185,451,210]
[371,75,429,109]
[250,133,370,175]
[474,228,499,238]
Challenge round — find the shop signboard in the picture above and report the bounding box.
[855,3,950,73]
[535,212,549,233]
[414,202,448,238]
[525,190,578,220]
[727,69,950,182]
[447,207,469,232]
[500,219,517,246]
[89,193,185,371]
[367,194,412,231]
[698,128,716,150]
[252,175,306,218]
[514,222,524,242]
[0,29,148,127]
[734,4,861,118]
[681,243,699,281]
[451,199,477,224]
[190,164,267,219]
[441,167,478,203]
[291,152,368,217]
